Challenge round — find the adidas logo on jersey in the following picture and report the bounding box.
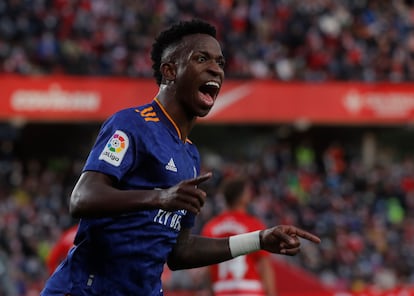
[165,158,177,172]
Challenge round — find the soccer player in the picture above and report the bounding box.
[202,177,277,296]
[41,19,321,296]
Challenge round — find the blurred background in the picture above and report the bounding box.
[2,0,414,295]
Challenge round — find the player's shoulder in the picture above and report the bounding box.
[109,102,162,127]
[112,103,151,120]
[246,214,267,229]
[201,213,227,235]
[239,211,264,223]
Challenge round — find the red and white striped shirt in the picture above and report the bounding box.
[202,211,270,296]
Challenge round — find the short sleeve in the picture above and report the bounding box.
[83,112,137,181]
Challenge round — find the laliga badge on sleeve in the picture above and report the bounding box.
[99,130,129,167]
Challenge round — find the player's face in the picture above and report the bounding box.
[174,34,225,118]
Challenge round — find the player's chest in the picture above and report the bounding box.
[141,137,198,184]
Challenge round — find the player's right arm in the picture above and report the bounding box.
[69,171,212,218]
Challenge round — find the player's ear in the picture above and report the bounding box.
[160,62,176,83]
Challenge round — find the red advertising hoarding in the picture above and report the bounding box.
[2,75,414,124]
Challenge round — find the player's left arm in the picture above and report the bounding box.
[167,225,321,270]
[167,228,232,270]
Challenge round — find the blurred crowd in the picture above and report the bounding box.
[1,133,414,295]
[2,0,414,81]
[195,140,414,293]
[0,140,82,295]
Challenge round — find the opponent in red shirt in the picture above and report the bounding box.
[46,225,78,275]
[202,177,277,296]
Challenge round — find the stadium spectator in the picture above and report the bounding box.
[45,225,77,275]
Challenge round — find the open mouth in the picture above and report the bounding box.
[199,81,220,101]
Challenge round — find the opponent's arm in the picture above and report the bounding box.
[167,225,321,270]
[70,171,211,218]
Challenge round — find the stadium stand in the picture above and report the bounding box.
[1,0,414,295]
[1,0,414,81]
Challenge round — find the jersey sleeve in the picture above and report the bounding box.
[83,111,138,181]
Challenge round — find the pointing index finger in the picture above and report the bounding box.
[186,172,213,186]
[295,229,321,244]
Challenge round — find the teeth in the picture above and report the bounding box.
[205,81,220,88]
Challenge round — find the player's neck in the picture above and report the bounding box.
[228,205,247,212]
[155,91,195,142]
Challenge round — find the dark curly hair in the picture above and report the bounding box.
[151,19,217,86]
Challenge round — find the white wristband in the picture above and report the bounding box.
[229,230,261,257]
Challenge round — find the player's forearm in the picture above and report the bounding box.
[167,234,233,270]
[169,229,267,269]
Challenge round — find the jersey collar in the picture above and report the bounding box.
[153,98,185,142]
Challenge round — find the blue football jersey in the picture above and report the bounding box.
[42,99,201,296]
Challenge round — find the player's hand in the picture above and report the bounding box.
[158,172,212,214]
[259,225,321,256]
